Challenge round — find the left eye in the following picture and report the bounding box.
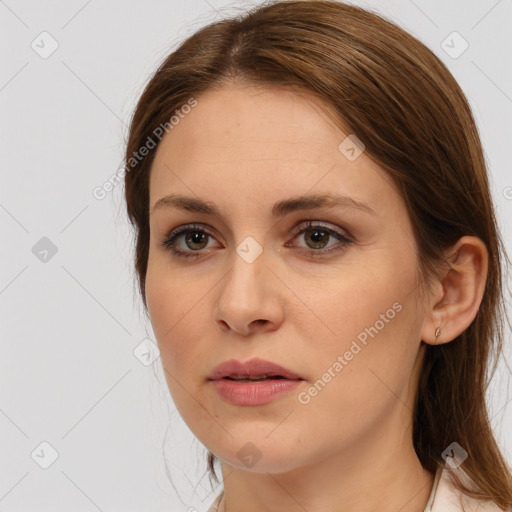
[288,221,352,254]
[161,221,353,259]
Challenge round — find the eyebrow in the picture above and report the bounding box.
[151,192,376,218]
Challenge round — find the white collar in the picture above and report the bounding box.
[427,466,503,512]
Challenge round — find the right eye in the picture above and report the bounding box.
[161,224,219,259]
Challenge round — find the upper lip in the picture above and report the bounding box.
[208,358,303,380]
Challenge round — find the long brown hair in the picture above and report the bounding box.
[123,0,512,507]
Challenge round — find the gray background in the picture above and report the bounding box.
[1,0,511,510]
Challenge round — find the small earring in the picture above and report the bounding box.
[434,327,441,344]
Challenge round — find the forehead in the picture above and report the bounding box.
[153,83,344,162]
[148,83,400,220]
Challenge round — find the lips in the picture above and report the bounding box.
[208,357,303,381]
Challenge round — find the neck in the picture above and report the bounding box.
[217,425,434,512]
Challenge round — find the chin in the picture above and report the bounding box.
[206,435,309,474]
[220,452,302,474]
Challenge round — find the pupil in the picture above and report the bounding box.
[186,231,207,249]
[308,229,328,248]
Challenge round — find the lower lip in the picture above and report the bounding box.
[210,378,302,406]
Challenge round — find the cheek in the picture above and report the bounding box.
[145,261,207,375]
[293,306,421,452]
[145,271,212,425]
[303,254,420,396]
[312,260,409,345]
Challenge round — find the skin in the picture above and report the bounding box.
[145,82,488,512]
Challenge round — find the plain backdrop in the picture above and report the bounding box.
[1,0,511,510]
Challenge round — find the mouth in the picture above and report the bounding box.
[208,358,303,381]
[207,358,304,406]
[221,374,299,382]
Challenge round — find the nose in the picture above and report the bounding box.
[213,251,284,337]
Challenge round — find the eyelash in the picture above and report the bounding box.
[160,221,353,260]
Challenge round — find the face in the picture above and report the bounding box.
[145,83,429,473]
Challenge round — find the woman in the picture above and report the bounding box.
[123,1,512,510]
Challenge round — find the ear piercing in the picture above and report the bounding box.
[434,327,441,344]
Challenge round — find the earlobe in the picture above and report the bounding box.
[421,236,488,346]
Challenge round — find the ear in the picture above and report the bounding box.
[421,236,488,346]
